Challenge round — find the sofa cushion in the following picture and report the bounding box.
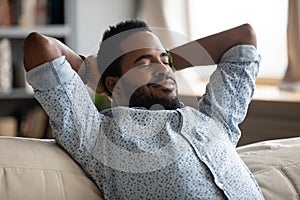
[237,137,300,200]
[1,136,300,200]
[0,136,103,200]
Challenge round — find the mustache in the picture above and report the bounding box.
[146,74,176,86]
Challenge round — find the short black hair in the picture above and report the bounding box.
[97,20,151,94]
[102,20,150,42]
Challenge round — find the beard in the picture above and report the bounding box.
[128,86,183,110]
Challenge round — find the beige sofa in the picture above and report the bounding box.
[0,136,300,200]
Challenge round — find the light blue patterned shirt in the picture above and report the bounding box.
[27,45,264,199]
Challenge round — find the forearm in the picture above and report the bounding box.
[23,32,82,72]
[170,23,257,70]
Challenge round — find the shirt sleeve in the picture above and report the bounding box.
[26,56,104,176]
[198,45,261,145]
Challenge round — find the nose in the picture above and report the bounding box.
[153,62,170,77]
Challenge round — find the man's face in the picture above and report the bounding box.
[110,31,181,110]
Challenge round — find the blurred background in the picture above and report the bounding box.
[0,0,299,146]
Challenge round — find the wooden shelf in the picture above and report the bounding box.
[0,0,68,138]
[0,88,34,100]
[0,25,71,38]
[0,89,37,117]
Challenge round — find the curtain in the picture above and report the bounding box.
[137,0,191,49]
[280,0,300,91]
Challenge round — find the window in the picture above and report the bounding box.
[187,0,288,79]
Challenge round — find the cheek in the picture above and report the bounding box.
[122,69,152,87]
[118,75,151,98]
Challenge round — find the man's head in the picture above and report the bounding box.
[97,20,182,110]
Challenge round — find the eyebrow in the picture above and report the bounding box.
[134,52,168,64]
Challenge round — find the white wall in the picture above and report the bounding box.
[66,0,136,55]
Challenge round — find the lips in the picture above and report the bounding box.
[148,79,175,88]
[154,80,174,88]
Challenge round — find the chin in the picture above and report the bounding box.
[129,93,182,110]
[128,85,181,110]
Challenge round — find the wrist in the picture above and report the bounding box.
[79,55,91,84]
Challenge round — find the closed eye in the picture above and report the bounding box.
[134,54,153,64]
[138,63,151,68]
[134,52,170,68]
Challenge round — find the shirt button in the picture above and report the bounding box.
[200,156,207,162]
[216,181,224,188]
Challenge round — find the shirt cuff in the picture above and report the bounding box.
[26,56,76,91]
[219,45,261,63]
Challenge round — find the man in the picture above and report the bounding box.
[24,20,264,199]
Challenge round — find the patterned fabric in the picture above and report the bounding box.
[26,45,264,199]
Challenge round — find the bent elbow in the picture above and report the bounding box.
[241,23,257,48]
[23,32,60,71]
[23,32,47,71]
[23,32,44,52]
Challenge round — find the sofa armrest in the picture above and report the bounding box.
[0,136,103,200]
[237,137,300,200]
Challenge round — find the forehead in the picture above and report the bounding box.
[120,31,165,53]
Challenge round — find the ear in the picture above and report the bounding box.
[105,76,119,94]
